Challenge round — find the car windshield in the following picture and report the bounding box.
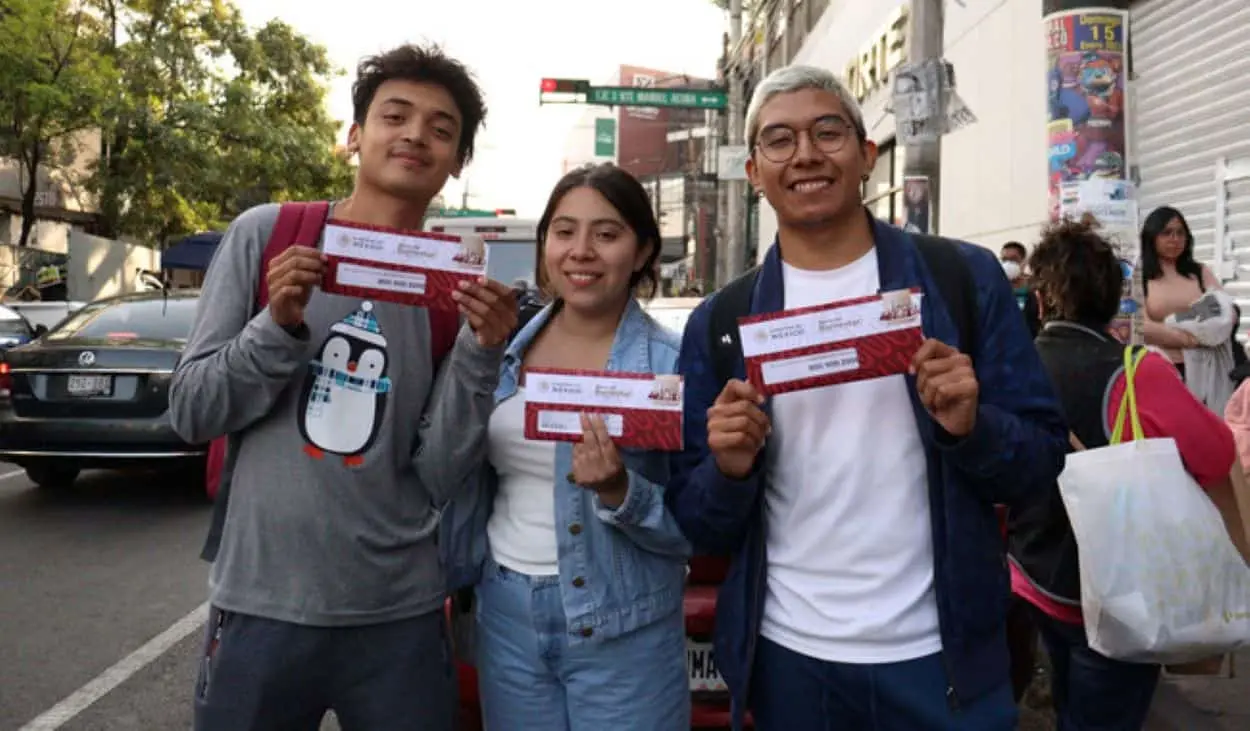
[0,318,31,337]
[44,296,198,342]
[485,241,537,290]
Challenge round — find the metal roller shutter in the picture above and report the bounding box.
[1131,0,1250,326]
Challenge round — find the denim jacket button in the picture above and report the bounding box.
[568,523,583,535]
[572,576,586,588]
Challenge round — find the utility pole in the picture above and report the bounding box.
[903,0,944,233]
[721,0,746,287]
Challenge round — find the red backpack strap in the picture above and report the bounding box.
[256,201,331,311]
[428,309,460,366]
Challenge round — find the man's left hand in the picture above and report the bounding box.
[911,338,978,438]
[569,414,628,508]
[452,278,518,348]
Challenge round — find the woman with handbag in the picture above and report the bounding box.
[1006,218,1237,730]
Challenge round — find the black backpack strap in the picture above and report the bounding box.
[913,233,979,360]
[707,266,762,389]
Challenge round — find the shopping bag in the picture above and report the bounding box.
[1058,347,1250,664]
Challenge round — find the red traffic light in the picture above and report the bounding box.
[540,78,585,94]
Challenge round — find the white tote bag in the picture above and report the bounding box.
[1058,347,1250,664]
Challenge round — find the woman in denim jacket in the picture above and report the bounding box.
[442,163,692,730]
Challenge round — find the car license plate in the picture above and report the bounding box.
[66,374,112,397]
[687,639,727,692]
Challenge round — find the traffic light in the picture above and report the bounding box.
[540,78,587,94]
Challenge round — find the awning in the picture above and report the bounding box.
[162,232,224,271]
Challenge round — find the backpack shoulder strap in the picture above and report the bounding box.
[913,233,979,359]
[256,201,331,312]
[204,202,330,564]
[707,266,762,389]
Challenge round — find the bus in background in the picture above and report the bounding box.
[425,215,538,292]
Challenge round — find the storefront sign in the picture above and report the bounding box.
[845,4,910,103]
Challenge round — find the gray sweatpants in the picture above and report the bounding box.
[193,606,457,731]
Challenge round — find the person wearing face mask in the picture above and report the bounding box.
[441,163,692,730]
[664,65,1066,731]
[1000,242,1028,306]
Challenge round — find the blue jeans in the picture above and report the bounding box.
[748,637,1017,731]
[1030,607,1160,730]
[474,558,690,731]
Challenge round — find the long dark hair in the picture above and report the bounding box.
[1028,218,1123,326]
[1140,206,1202,283]
[534,163,662,299]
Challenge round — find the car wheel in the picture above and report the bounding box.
[25,464,80,490]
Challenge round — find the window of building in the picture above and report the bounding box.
[863,140,906,225]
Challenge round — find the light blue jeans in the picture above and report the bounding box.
[474,557,690,731]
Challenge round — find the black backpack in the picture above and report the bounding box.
[707,234,981,388]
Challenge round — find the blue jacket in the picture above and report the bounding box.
[664,220,1067,727]
[441,298,692,643]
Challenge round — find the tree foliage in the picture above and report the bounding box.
[0,0,118,246]
[88,0,354,244]
[2,0,354,247]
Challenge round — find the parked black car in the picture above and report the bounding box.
[0,289,205,489]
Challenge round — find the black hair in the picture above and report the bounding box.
[1140,206,1202,283]
[534,163,662,300]
[1028,218,1123,326]
[1001,241,1027,259]
[351,44,487,166]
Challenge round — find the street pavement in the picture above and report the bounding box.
[0,463,1246,731]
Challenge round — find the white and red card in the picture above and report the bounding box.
[523,368,684,451]
[738,289,924,396]
[319,219,487,309]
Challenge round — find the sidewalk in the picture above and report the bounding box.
[1145,651,1250,731]
[1019,650,1250,730]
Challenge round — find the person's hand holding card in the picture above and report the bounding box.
[452,278,517,348]
[910,338,979,437]
[569,413,628,508]
[707,378,770,480]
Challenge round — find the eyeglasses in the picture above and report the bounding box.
[755,117,856,164]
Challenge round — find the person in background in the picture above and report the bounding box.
[171,44,516,731]
[1000,242,1029,304]
[442,163,691,730]
[665,64,1067,731]
[1010,218,1236,730]
[1141,206,1219,377]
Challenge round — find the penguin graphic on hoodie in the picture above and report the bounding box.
[298,301,392,467]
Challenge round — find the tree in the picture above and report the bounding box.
[87,0,353,244]
[0,0,116,247]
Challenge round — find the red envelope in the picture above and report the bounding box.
[320,219,486,310]
[523,368,684,451]
[738,289,924,396]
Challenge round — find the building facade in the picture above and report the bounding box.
[738,0,1250,311]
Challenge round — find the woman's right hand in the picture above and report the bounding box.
[1178,330,1200,349]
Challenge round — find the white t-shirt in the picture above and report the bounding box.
[486,390,560,575]
[759,250,943,663]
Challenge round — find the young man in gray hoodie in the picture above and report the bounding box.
[169,44,517,731]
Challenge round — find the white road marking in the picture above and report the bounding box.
[0,469,27,482]
[18,602,210,730]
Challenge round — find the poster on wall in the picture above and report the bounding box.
[902,176,931,235]
[1045,7,1140,344]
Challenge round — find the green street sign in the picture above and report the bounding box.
[594,118,616,157]
[428,208,497,218]
[587,86,727,110]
